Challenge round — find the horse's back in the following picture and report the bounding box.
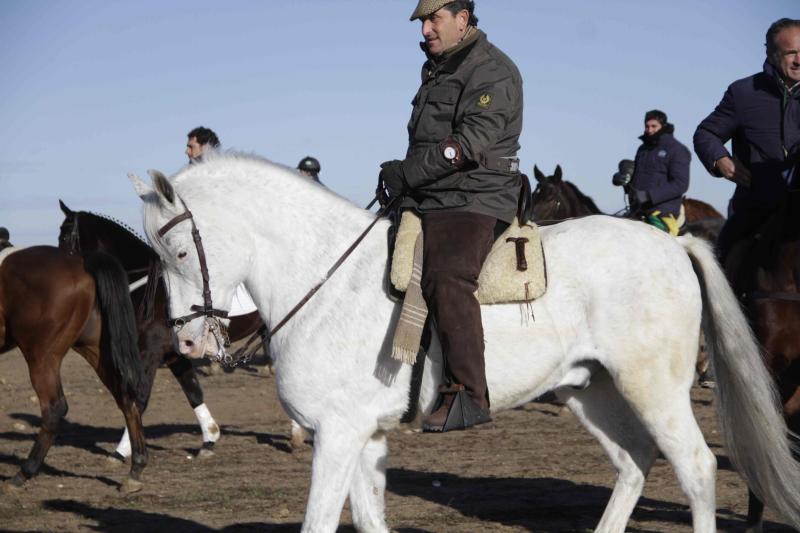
[0,246,96,351]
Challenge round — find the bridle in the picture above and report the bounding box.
[156,194,397,366]
[157,207,231,361]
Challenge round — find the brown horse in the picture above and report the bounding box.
[57,202,267,459]
[0,245,147,494]
[737,190,800,531]
[530,165,725,230]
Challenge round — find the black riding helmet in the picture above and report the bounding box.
[0,227,9,241]
[297,156,321,175]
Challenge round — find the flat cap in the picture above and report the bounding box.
[410,0,454,21]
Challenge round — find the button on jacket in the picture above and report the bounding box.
[401,29,523,224]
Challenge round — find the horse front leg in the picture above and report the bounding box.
[167,353,220,457]
[302,424,368,533]
[348,432,390,533]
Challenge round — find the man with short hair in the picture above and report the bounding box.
[694,17,800,265]
[626,110,691,236]
[185,126,221,164]
[297,156,322,183]
[379,0,523,432]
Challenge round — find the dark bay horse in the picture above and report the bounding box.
[738,190,800,531]
[58,201,266,460]
[0,245,147,493]
[530,165,725,237]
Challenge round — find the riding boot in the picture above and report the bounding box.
[422,383,491,432]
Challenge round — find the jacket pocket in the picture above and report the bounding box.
[415,86,460,141]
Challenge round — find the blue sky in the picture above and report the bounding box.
[1,1,795,245]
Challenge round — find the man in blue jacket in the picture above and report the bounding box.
[627,110,691,235]
[693,17,800,264]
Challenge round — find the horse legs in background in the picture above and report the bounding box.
[5,347,70,490]
[168,355,220,457]
[109,352,221,461]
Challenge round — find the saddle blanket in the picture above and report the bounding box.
[390,211,547,304]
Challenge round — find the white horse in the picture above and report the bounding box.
[129,153,800,533]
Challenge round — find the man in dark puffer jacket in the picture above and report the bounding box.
[694,17,800,265]
[627,110,691,236]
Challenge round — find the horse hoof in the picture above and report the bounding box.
[196,447,215,459]
[1,479,23,494]
[118,477,143,495]
[106,452,126,467]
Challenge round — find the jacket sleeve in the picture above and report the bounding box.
[693,85,738,176]
[403,67,521,188]
[649,144,691,205]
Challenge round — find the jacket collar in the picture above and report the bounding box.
[763,60,800,98]
[421,28,484,75]
[639,123,675,146]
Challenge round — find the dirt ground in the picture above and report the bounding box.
[0,347,794,533]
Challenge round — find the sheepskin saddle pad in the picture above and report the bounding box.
[390,211,546,304]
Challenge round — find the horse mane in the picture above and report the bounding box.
[81,211,154,252]
[563,181,601,214]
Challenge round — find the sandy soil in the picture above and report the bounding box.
[0,347,794,532]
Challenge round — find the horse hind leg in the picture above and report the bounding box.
[5,352,69,490]
[558,369,657,533]
[348,432,389,533]
[615,369,717,532]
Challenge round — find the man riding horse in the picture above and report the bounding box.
[378,0,523,432]
[694,17,800,269]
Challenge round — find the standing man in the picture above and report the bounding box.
[185,126,221,164]
[694,18,800,266]
[379,0,523,432]
[626,110,691,236]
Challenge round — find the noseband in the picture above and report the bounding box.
[157,207,230,360]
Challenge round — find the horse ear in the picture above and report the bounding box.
[58,199,73,216]
[128,172,154,200]
[148,169,176,204]
[533,165,545,183]
[554,165,563,181]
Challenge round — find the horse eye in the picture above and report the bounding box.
[178,251,187,259]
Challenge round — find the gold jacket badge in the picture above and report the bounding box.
[477,93,492,108]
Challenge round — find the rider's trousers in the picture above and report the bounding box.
[420,211,496,410]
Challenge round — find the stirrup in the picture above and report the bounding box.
[423,385,491,432]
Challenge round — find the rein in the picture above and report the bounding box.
[158,194,398,366]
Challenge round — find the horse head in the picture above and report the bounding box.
[530,165,567,222]
[58,200,80,253]
[129,169,243,359]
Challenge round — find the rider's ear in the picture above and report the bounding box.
[533,165,545,183]
[554,165,563,181]
[58,199,73,216]
[148,169,176,205]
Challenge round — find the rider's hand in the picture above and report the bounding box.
[715,156,752,188]
[379,160,408,199]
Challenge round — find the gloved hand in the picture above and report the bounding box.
[632,189,650,205]
[379,160,408,199]
[612,159,635,186]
